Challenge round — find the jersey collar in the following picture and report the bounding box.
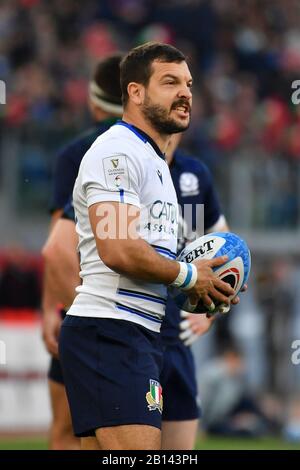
[115,120,165,160]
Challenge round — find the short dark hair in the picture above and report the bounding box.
[120,42,186,106]
[91,53,123,107]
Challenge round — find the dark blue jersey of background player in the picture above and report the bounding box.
[48,118,119,326]
[161,147,225,345]
[50,118,118,214]
[60,146,225,344]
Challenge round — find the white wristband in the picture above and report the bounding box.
[170,262,188,288]
[170,262,197,291]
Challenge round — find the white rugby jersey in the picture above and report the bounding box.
[68,121,178,332]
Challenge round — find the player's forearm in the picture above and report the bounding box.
[42,265,62,313]
[49,261,79,307]
[99,238,179,285]
[42,241,80,307]
[45,253,79,307]
[42,210,67,313]
[42,217,81,307]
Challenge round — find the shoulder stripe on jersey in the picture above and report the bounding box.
[116,303,162,324]
[117,288,167,304]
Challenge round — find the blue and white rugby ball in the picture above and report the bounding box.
[170,232,251,313]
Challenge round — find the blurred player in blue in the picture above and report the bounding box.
[42,51,230,449]
[160,133,229,449]
[42,54,123,449]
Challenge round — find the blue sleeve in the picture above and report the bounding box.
[49,144,81,213]
[61,199,75,222]
[201,164,222,231]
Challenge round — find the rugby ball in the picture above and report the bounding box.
[169,232,251,313]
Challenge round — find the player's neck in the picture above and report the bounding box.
[165,152,174,166]
[122,111,171,155]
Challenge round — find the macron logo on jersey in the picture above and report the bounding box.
[157,169,163,185]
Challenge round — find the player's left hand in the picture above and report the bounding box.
[42,310,62,358]
[179,311,215,346]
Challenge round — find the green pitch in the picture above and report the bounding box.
[196,436,300,450]
[0,436,299,450]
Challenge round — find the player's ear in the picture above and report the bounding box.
[127,82,144,105]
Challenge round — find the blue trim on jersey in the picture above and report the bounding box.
[151,244,177,259]
[119,189,124,203]
[115,120,165,160]
[155,249,176,260]
[115,121,147,143]
[116,303,162,324]
[181,263,193,289]
[117,288,167,305]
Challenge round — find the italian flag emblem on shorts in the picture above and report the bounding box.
[146,379,163,414]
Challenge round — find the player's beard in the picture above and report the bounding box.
[141,93,191,135]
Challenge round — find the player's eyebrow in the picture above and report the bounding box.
[161,74,178,81]
[161,74,193,85]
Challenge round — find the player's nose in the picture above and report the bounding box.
[178,84,192,101]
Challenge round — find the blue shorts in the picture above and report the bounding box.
[48,356,64,384]
[161,342,200,421]
[48,308,66,385]
[59,316,163,437]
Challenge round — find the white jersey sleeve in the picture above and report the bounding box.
[80,143,143,208]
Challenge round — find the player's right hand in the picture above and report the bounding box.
[188,256,235,312]
[179,310,216,346]
[42,310,62,358]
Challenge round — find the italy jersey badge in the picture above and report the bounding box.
[146,379,163,413]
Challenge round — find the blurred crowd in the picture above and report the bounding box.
[0,0,300,228]
[0,0,300,158]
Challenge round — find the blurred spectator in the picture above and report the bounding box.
[199,345,271,437]
[283,397,300,442]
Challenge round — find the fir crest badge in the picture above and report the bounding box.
[146,379,163,413]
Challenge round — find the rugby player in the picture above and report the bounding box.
[43,131,228,449]
[57,42,234,450]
